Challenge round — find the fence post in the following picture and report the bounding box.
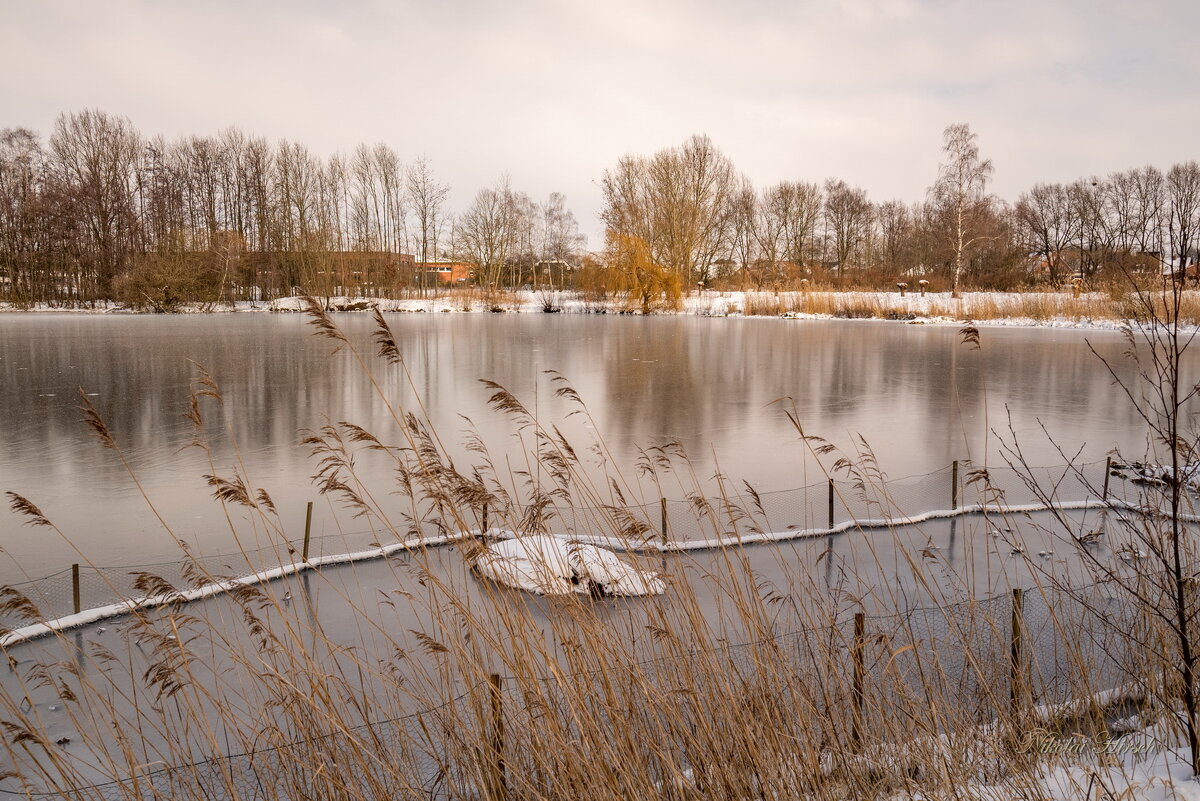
[1010,588,1025,721]
[851,612,866,750]
[71,564,81,615]
[951,460,959,510]
[827,479,835,529]
[1102,456,1112,500]
[487,673,507,801]
[302,501,313,562]
[482,501,489,535]
[660,498,669,547]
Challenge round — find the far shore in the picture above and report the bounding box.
[3,288,1192,332]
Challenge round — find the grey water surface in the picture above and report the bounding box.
[0,312,1152,580]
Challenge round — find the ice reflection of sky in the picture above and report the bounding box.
[0,313,1167,579]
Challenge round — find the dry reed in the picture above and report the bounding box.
[777,290,1200,326]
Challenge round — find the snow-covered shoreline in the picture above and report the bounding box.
[0,290,1172,333]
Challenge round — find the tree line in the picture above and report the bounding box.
[0,110,584,308]
[600,128,1200,304]
[1,110,1198,308]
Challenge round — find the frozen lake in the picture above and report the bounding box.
[0,311,1185,792]
[0,312,1156,581]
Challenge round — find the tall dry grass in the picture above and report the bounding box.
[0,301,1178,800]
[741,289,1200,326]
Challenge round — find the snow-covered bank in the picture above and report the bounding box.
[889,719,1200,801]
[3,289,1190,332]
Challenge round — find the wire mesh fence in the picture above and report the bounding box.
[0,457,1182,799]
[0,578,1164,799]
[0,458,1135,635]
[10,690,475,801]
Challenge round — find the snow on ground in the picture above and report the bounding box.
[921,721,1200,800]
[0,290,1177,332]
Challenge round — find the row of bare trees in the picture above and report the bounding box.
[600,127,1200,297]
[455,180,585,290]
[1016,164,1200,285]
[0,110,586,307]
[3,112,1199,307]
[597,130,1017,296]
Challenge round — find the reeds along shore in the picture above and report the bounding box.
[12,282,1200,328]
[736,288,1200,324]
[0,298,1188,800]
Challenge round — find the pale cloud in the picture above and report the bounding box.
[2,0,1197,246]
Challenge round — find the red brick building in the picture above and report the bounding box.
[418,260,475,284]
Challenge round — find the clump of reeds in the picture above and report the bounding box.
[742,292,807,316]
[797,292,891,319]
[783,289,1200,326]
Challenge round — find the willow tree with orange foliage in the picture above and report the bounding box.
[599,134,737,289]
[601,232,681,313]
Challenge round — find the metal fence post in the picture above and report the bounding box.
[1102,456,1112,500]
[302,501,313,562]
[71,564,81,615]
[482,501,489,535]
[827,479,835,529]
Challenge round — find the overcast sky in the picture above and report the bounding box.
[3,0,1198,247]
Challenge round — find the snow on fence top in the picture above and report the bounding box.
[0,457,1172,648]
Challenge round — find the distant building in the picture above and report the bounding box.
[418,260,475,284]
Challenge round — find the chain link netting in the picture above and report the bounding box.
[0,458,1186,799]
[0,458,1144,635]
[7,689,475,801]
[0,580,1161,800]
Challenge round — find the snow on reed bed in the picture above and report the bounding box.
[12,289,1200,331]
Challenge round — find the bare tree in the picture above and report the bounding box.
[541,192,583,264]
[272,140,324,293]
[406,156,448,294]
[1130,166,1168,258]
[48,109,142,300]
[455,177,538,288]
[0,128,48,304]
[874,199,913,275]
[1068,178,1112,280]
[456,185,505,288]
[929,123,993,296]
[750,182,786,288]
[776,181,823,269]
[1015,183,1076,284]
[823,179,871,284]
[1167,162,1200,278]
[1001,266,1200,776]
[536,192,584,289]
[729,180,762,286]
[745,180,824,287]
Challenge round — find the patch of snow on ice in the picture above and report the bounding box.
[473,534,665,597]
